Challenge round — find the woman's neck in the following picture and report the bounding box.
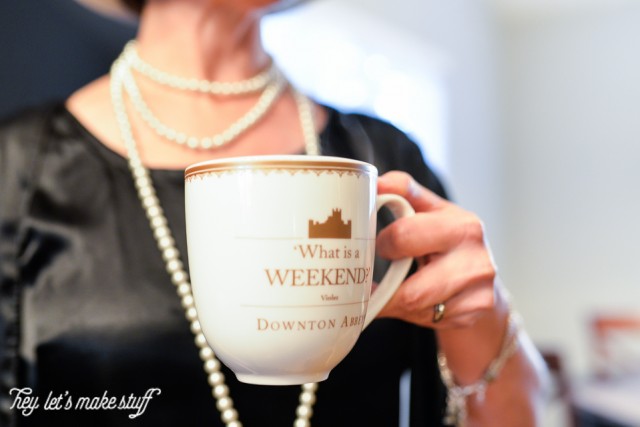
[135,0,271,82]
[67,0,327,170]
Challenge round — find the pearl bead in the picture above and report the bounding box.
[135,176,150,189]
[147,206,162,218]
[299,391,316,406]
[176,283,191,296]
[166,259,183,273]
[187,137,199,149]
[194,333,208,348]
[199,347,214,361]
[139,186,153,198]
[181,295,195,309]
[202,137,213,149]
[294,418,311,427]
[172,271,188,285]
[131,163,145,176]
[204,358,221,373]
[157,126,169,139]
[189,320,202,334]
[161,247,178,261]
[208,372,225,387]
[154,226,170,240]
[216,396,233,411]
[185,307,198,322]
[142,195,158,209]
[212,384,229,398]
[158,234,175,250]
[227,421,242,427]
[302,383,318,392]
[158,235,175,250]
[171,271,187,284]
[221,408,239,423]
[296,404,313,419]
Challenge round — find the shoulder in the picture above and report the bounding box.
[0,105,61,219]
[0,104,61,176]
[0,104,57,143]
[0,103,88,202]
[324,109,417,158]
[323,107,448,198]
[0,75,110,155]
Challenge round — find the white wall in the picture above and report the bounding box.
[339,0,507,264]
[499,2,640,376]
[262,1,451,176]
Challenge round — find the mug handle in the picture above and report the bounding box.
[363,194,415,328]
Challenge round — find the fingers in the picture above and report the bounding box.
[379,278,495,329]
[430,281,495,328]
[375,169,498,330]
[376,214,447,259]
[377,171,445,212]
[398,246,495,310]
[377,247,496,328]
[376,170,488,261]
[377,209,487,260]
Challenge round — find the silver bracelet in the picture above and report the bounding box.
[437,311,521,427]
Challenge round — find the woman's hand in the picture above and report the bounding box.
[376,171,497,329]
[376,171,549,426]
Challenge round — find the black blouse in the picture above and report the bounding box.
[0,104,447,426]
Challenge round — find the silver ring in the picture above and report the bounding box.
[433,303,446,323]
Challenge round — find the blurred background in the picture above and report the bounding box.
[1,0,639,425]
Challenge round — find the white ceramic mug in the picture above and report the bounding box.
[185,155,414,385]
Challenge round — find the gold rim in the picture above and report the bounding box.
[184,157,376,179]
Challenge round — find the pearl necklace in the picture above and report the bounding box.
[110,50,320,427]
[120,42,287,151]
[124,41,277,95]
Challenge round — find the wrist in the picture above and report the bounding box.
[436,283,511,384]
[436,287,521,426]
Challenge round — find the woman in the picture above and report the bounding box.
[0,0,548,425]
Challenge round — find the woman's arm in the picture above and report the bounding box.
[376,171,550,426]
[436,282,550,426]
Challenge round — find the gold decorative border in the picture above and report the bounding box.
[185,159,376,181]
[186,167,373,182]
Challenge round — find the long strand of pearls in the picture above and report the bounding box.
[293,87,320,156]
[110,47,320,427]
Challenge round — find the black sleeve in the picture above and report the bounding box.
[0,108,50,427]
[323,110,449,200]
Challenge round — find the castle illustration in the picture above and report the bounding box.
[309,209,352,239]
